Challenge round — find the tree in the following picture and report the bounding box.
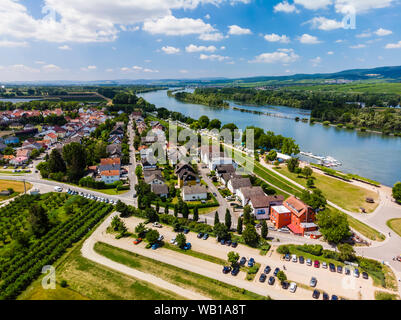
[242,224,260,247]
[237,217,243,235]
[287,157,299,173]
[243,205,252,225]
[227,251,240,267]
[62,142,87,181]
[214,223,229,241]
[193,206,199,222]
[94,141,108,162]
[214,211,220,226]
[176,233,187,249]
[182,202,189,219]
[48,149,66,173]
[208,119,221,130]
[135,165,142,178]
[198,115,210,129]
[316,209,351,244]
[301,188,327,211]
[266,150,277,162]
[155,202,160,214]
[225,209,232,230]
[28,204,49,236]
[277,271,287,283]
[337,243,356,262]
[302,166,313,178]
[261,220,268,239]
[135,223,147,238]
[174,204,178,217]
[306,178,314,188]
[393,182,401,203]
[146,229,159,244]
[165,204,169,214]
[110,216,127,237]
[145,207,159,222]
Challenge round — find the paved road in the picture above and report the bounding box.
[81,212,209,300]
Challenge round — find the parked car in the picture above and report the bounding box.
[299,256,305,264]
[282,281,290,290]
[220,239,225,245]
[231,242,238,248]
[157,235,164,242]
[310,277,317,287]
[329,263,336,272]
[289,282,297,293]
[259,273,267,283]
[312,289,320,299]
[197,232,204,238]
[133,238,142,245]
[306,259,312,266]
[264,265,271,274]
[151,243,160,250]
[323,292,330,300]
[183,228,189,234]
[278,227,290,233]
[170,238,176,244]
[345,267,351,275]
[183,243,192,250]
[203,233,209,240]
[291,254,297,263]
[362,272,369,279]
[248,258,255,267]
[268,276,275,285]
[284,254,291,261]
[239,257,247,266]
[314,260,320,268]
[231,267,240,276]
[337,265,343,274]
[273,267,280,276]
[331,295,339,300]
[322,262,327,269]
[354,268,360,278]
[54,186,63,192]
[226,240,232,246]
[222,266,232,274]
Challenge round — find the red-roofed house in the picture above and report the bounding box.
[282,195,318,236]
[100,170,120,184]
[44,132,58,144]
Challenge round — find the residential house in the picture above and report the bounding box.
[10,156,28,165]
[100,170,120,184]
[16,148,32,159]
[144,173,165,185]
[249,195,284,220]
[141,159,157,170]
[175,163,199,187]
[227,177,252,195]
[270,205,292,229]
[237,186,265,206]
[4,136,19,145]
[106,144,122,158]
[44,132,58,145]
[182,185,208,201]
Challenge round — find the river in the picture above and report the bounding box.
[139,89,401,187]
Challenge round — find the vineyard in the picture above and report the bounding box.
[0,192,114,300]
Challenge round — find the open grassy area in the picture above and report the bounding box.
[95,242,270,300]
[198,206,219,215]
[346,214,385,242]
[386,218,401,238]
[0,179,32,200]
[274,166,379,213]
[375,291,399,300]
[20,241,183,300]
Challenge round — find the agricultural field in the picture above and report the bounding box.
[0,180,32,201]
[0,193,114,300]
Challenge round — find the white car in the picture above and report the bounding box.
[291,254,297,263]
[153,222,162,228]
[306,259,312,266]
[322,262,328,269]
[54,186,63,192]
[289,282,297,293]
[170,238,176,244]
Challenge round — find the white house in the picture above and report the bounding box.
[182,185,208,201]
[237,186,265,206]
[100,170,120,184]
[227,177,252,195]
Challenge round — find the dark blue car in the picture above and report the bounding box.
[231,267,240,276]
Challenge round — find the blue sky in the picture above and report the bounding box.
[0,0,400,81]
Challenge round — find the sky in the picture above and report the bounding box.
[0,0,401,82]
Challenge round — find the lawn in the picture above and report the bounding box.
[95,242,270,300]
[386,218,401,238]
[20,241,183,300]
[0,179,32,201]
[274,166,379,213]
[198,206,219,215]
[346,213,385,242]
[375,291,399,300]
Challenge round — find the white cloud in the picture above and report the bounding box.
[185,44,217,52]
[335,0,395,14]
[385,41,401,49]
[0,40,28,47]
[199,54,229,61]
[179,69,189,73]
[298,34,321,44]
[228,25,252,35]
[106,68,114,72]
[310,56,322,66]
[327,51,334,55]
[356,32,372,38]
[375,28,392,36]
[143,68,159,73]
[250,48,299,64]
[307,17,344,31]
[274,1,299,13]
[35,61,46,65]
[42,64,61,72]
[350,44,366,48]
[294,0,333,10]
[199,32,225,41]
[204,14,211,19]
[58,44,71,50]
[81,65,97,71]
[7,64,40,73]
[143,15,215,36]
[161,46,180,54]
[264,33,290,43]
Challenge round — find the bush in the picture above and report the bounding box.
[277,245,289,254]
[247,265,259,275]
[296,244,323,256]
[60,280,67,288]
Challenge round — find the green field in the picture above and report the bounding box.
[345,213,385,242]
[95,242,270,300]
[274,166,379,213]
[386,218,401,238]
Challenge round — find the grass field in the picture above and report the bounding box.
[198,206,219,215]
[386,218,401,238]
[95,242,270,300]
[0,180,32,200]
[288,82,401,95]
[20,241,183,300]
[375,291,399,300]
[346,214,385,242]
[274,166,379,213]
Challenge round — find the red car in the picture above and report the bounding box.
[314,260,320,268]
[133,238,143,245]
